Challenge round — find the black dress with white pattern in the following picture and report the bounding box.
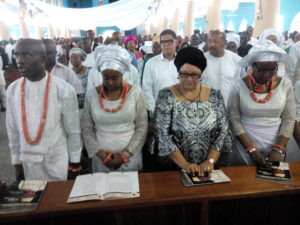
[152,87,232,166]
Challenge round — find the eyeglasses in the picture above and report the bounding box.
[179,72,201,79]
[160,39,175,45]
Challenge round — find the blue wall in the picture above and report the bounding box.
[280,0,300,32]
[221,2,255,32]
[64,0,93,8]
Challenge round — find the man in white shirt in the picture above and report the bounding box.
[142,29,178,115]
[78,38,95,68]
[201,30,242,106]
[6,39,82,181]
[5,38,15,65]
[42,39,84,96]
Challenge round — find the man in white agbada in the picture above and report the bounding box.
[42,39,84,96]
[86,44,141,92]
[142,29,178,115]
[201,30,242,106]
[6,39,82,181]
[5,38,15,65]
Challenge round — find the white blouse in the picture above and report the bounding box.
[81,85,148,157]
[228,76,296,138]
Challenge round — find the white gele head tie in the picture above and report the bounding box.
[226,32,240,48]
[96,44,132,74]
[239,39,294,72]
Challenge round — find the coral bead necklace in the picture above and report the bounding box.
[21,73,51,145]
[99,82,128,113]
[248,74,273,104]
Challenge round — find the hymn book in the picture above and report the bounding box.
[0,180,47,214]
[67,171,140,203]
[256,162,292,184]
[180,169,231,186]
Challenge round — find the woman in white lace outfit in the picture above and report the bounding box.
[228,40,296,166]
[81,45,148,172]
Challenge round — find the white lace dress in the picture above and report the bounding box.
[81,85,148,172]
[228,76,296,165]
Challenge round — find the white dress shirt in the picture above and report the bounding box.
[51,62,84,94]
[142,53,178,113]
[201,50,241,106]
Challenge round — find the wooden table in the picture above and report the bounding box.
[1,163,300,225]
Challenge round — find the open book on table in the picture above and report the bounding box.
[0,180,47,214]
[67,171,140,203]
[180,169,231,186]
[256,162,292,184]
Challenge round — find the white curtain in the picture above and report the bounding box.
[0,0,160,31]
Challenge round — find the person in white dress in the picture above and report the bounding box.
[6,39,82,181]
[228,39,296,166]
[81,44,148,173]
[201,30,242,106]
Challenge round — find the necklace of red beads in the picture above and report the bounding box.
[99,82,128,113]
[21,73,51,145]
[248,74,274,103]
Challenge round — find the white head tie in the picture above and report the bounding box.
[95,44,131,74]
[240,39,294,71]
[226,32,240,48]
[258,28,284,47]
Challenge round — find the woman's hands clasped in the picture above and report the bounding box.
[97,150,124,170]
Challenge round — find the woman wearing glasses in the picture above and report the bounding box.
[152,47,232,175]
[228,40,296,166]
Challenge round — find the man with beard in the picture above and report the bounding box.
[6,39,82,181]
[201,30,242,106]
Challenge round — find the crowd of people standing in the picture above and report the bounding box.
[1,25,300,182]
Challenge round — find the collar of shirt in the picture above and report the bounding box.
[159,52,176,61]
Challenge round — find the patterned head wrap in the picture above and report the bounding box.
[69,48,87,61]
[95,44,131,74]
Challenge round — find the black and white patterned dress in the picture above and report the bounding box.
[153,87,231,165]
